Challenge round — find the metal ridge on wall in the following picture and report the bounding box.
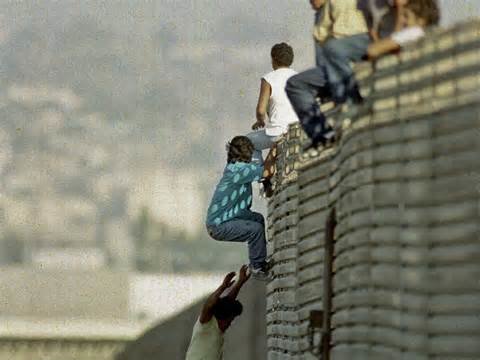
[267,18,480,360]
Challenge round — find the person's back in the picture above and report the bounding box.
[313,0,368,43]
[185,317,224,360]
[186,267,250,360]
[206,160,260,226]
[206,136,270,280]
[248,43,298,166]
[262,67,298,137]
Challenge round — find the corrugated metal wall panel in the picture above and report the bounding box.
[267,19,480,360]
[267,123,301,358]
[296,155,335,357]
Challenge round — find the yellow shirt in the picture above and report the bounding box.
[313,0,368,43]
[185,318,224,360]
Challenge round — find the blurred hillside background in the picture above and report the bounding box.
[0,0,315,273]
[0,0,479,342]
[0,0,477,273]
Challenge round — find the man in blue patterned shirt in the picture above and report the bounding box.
[206,136,269,280]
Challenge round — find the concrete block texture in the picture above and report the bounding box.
[266,19,480,360]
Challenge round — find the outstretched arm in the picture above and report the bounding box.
[252,79,271,130]
[225,265,251,301]
[199,272,235,324]
[367,37,400,59]
[368,26,426,60]
[263,144,277,179]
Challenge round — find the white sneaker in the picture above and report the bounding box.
[249,264,272,281]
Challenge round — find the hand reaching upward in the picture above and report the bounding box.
[222,272,236,289]
[224,265,251,301]
[238,265,251,284]
[200,270,237,324]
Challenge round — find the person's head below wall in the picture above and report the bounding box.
[227,136,254,164]
[212,297,243,332]
[403,0,440,27]
[271,42,294,70]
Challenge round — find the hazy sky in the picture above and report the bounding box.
[0,0,479,325]
[0,0,479,264]
[440,0,480,25]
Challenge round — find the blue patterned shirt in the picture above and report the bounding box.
[206,162,263,226]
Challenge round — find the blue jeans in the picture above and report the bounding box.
[323,33,371,102]
[207,211,266,269]
[246,130,279,165]
[285,34,370,142]
[315,42,328,68]
[286,67,331,143]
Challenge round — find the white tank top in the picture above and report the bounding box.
[262,68,299,136]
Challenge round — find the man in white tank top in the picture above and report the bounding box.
[246,43,298,167]
[185,265,250,360]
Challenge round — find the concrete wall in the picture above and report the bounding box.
[0,266,129,319]
[267,19,480,359]
[117,279,267,360]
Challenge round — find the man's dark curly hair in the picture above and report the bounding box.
[407,0,440,26]
[271,42,294,67]
[212,297,243,320]
[227,136,254,164]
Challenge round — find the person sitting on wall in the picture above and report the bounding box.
[286,0,439,150]
[185,265,250,360]
[285,0,369,150]
[357,0,408,42]
[206,136,270,280]
[367,0,440,59]
[314,0,416,107]
[319,0,410,106]
[316,0,410,102]
[247,42,299,197]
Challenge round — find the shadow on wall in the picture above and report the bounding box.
[117,280,266,360]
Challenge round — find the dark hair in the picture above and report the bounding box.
[227,136,254,164]
[212,297,243,320]
[271,42,294,67]
[407,0,440,26]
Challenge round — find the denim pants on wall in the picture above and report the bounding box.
[323,33,371,102]
[286,34,370,142]
[285,66,330,142]
[315,41,328,68]
[246,129,280,165]
[207,211,266,269]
